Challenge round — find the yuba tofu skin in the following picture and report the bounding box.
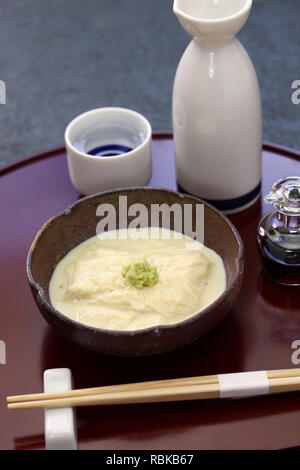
[49,228,226,331]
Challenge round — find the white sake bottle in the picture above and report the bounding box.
[173,0,262,214]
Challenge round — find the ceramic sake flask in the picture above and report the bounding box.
[173,0,262,214]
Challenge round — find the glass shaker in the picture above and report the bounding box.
[257,177,300,286]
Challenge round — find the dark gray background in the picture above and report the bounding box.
[0,0,299,167]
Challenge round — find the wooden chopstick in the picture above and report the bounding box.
[7,375,218,405]
[267,368,300,379]
[8,382,220,409]
[7,369,300,410]
[7,368,300,404]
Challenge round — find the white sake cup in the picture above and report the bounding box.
[65,107,152,196]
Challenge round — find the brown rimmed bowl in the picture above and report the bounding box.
[27,187,244,357]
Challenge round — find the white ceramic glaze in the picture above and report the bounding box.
[65,108,152,196]
[44,368,77,450]
[173,0,262,214]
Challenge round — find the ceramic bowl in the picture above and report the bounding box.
[27,188,244,357]
[65,108,152,196]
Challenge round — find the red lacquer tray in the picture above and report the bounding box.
[1,133,300,450]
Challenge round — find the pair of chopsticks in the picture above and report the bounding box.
[7,369,300,410]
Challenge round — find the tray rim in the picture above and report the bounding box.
[1,132,299,177]
[1,131,300,450]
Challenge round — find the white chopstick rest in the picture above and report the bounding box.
[44,369,78,450]
[218,371,269,399]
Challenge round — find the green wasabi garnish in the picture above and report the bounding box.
[122,258,159,289]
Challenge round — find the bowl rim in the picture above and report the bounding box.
[27,186,244,337]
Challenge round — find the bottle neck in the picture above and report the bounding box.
[194,34,235,49]
[275,211,300,231]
